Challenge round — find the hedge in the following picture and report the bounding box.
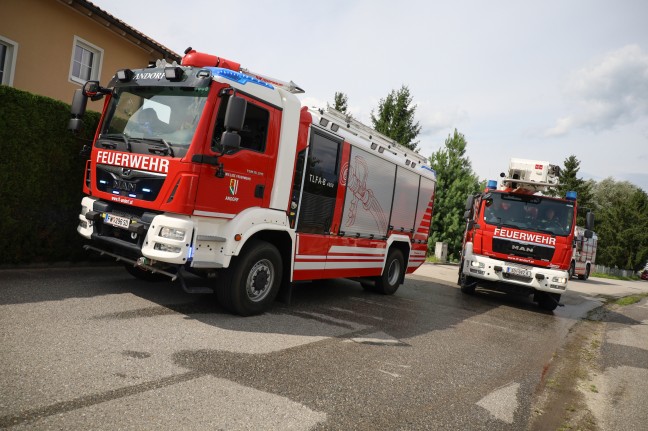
[0,85,101,264]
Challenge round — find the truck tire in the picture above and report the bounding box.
[216,240,282,316]
[537,292,561,311]
[458,259,476,294]
[124,263,170,282]
[373,248,404,295]
[578,264,590,280]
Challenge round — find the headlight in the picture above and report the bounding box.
[159,226,186,241]
[552,276,567,284]
[154,243,181,253]
[470,261,485,268]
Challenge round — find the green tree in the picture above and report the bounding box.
[428,129,480,261]
[332,91,348,113]
[555,155,594,225]
[592,178,648,270]
[370,85,421,151]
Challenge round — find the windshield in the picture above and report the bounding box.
[482,192,574,236]
[99,86,208,158]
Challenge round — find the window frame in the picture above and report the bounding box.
[68,35,103,85]
[0,35,18,86]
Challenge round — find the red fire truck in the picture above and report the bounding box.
[68,48,436,315]
[458,158,594,311]
[569,226,598,280]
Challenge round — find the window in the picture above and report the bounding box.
[69,36,103,84]
[296,130,343,234]
[212,94,270,153]
[0,35,18,86]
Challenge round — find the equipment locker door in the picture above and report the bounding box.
[292,128,343,280]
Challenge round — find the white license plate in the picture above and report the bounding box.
[104,214,131,229]
[506,266,532,278]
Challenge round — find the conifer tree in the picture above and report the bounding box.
[428,129,480,261]
[371,85,421,151]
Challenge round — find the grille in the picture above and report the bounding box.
[493,238,554,261]
[95,164,166,201]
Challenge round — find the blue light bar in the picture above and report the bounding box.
[487,180,498,190]
[207,67,274,90]
[142,188,151,193]
[566,191,577,201]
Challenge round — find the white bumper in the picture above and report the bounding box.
[462,242,569,294]
[77,198,290,269]
[77,196,97,239]
[142,214,194,264]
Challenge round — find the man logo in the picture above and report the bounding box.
[512,244,534,253]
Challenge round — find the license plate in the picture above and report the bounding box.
[104,214,131,229]
[506,266,532,278]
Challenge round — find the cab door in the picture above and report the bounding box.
[194,92,281,217]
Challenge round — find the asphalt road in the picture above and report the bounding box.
[0,265,608,430]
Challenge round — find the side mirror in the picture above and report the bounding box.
[221,131,241,152]
[463,195,475,220]
[68,89,87,132]
[585,211,595,231]
[224,96,247,131]
[465,195,474,211]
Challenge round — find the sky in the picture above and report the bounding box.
[91,0,648,192]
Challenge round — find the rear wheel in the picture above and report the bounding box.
[373,249,405,295]
[578,264,590,280]
[537,292,561,311]
[216,240,282,316]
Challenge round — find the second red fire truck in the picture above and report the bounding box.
[459,158,594,311]
[69,48,437,316]
[569,226,598,280]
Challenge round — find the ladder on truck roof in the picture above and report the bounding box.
[315,107,429,167]
[500,158,561,193]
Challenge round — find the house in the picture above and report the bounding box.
[1,0,180,108]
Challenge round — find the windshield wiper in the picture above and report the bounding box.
[136,138,175,157]
[99,133,132,152]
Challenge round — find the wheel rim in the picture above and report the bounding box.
[246,259,275,302]
[387,258,401,285]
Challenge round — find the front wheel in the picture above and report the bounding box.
[458,259,476,294]
[216,240,282,316]
[373,249,405,295]
[536,292,561,311]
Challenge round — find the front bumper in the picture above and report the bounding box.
[462,242,569,294]
[78,196,192,265]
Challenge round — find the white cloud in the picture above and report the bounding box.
[417,103,470,137]
[546,44,648,136]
